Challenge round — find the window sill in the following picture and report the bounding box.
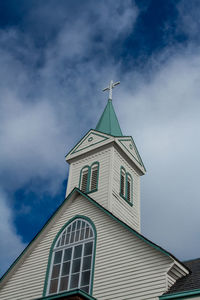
[119,193,133,207]
[87,189,98,194]
[79,189,98,195]
[38,289,96,300]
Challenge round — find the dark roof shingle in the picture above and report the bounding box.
[165,258,200,295]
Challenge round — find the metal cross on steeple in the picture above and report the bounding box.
[102,80,120,100]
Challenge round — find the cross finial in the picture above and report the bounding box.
[102,80,120,100]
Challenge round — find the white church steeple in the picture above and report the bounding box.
[65,82,145,232]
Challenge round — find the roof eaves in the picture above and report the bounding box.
[65,129,92,158]
[159,288,200,299]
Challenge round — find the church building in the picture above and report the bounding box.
[0,81,200,299]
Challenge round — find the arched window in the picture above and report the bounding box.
[120,167,133,206]
[120,167,126,197]
[80,166,89,193]
[126,173,132,202]
[90,162,99,192]
[79,162,99,194]
[46,217,96,296]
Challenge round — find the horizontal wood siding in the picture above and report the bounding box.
[66,148,112,209]
[112,148,141,232]
[0,195,174,300]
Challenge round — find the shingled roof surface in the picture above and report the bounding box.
[165,258,200,294]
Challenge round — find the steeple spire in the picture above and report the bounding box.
[95,80,123,136]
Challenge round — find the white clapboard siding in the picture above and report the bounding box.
[0,194,181,300]
[111,147,141,231]
[66,146,112,209]
[66,131,142,233]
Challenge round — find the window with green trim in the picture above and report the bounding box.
[120,167,133,205]
[79,162,99,194]
[80,167,89,193]
[47,218,95,296]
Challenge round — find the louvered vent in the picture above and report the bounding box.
[120,172,125,196]
[81,170,88,193]
[91,166,98,191]
[127,179,131,201]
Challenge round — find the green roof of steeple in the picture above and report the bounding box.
[95,99,123,136]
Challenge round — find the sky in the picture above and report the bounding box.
[0,0,200,276]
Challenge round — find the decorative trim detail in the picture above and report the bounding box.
[118,138,146,170]
[71,132,109,155]
[43,215,97,297]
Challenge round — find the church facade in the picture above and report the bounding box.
[0,82,200,299]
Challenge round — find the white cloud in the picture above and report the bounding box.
[0,1,139,273]
[115,48,200,260]
[0,1,139,194]
[1,0,200,269]
[0,189,26,276]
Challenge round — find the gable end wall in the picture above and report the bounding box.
[0,195,175,300]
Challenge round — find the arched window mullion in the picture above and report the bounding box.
[45,216,96,297]
[67,245,75,292]
[57,247,65,293]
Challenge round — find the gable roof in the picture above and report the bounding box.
[0,188,190,288]
[116,136,146,171]
[95,99,123,136]
[65,130,111,160]
[160,258,200,299]
[65,129,146,174]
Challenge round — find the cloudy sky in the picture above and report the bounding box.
[1,0,200,276]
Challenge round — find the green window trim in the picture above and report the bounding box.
[120,166,133,207]
[43,215,97,297]
[79,162,100,194]
[79,165,90,193]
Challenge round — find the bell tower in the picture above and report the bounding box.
[65,81,146,232]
